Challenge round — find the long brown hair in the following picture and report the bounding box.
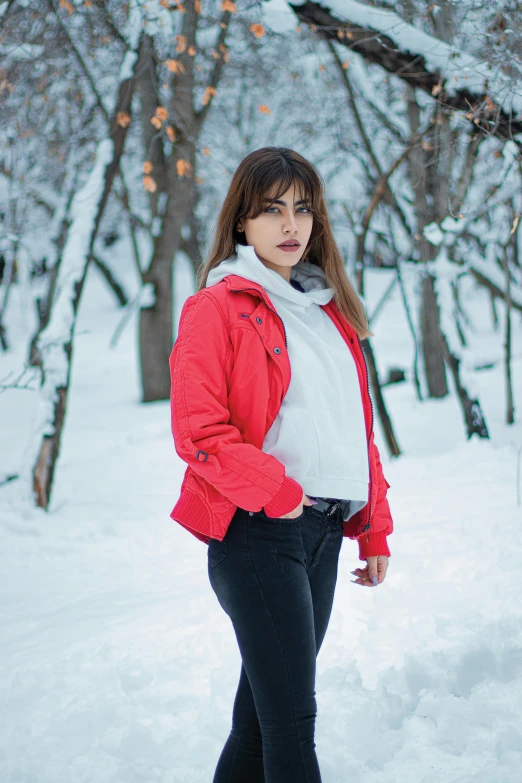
[197,147,371,339]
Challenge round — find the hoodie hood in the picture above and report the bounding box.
[205,244,334,308]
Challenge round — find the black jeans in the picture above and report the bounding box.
[207,500,344,783]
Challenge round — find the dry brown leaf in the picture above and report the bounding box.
[0,77,14,94]
[187,45,196,56]
[202,86,217,106]
[431,82,442,96]
[116,111,131,128]
[211,50,219,59]
[250,24,265,38]
[155,106,168,121]
[337,29,345,38]
[258,104,270,114]
[84,0,93,6]
[176,159,192,177]
[60,0,73,14]
[341,61,349,70]
[319,64,325,72]
[166,59,186,74]
[166,125,176,142]
[143,175,157,193]
[222,0,236,11]
[150,115,162,129]
[203,147,210,155]
[175,34,187,53]
[143,161,154,174]
[195,0,201,12]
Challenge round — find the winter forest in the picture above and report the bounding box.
[1,0,522,780]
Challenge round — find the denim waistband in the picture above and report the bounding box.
[308,497,342,517]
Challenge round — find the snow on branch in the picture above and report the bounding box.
[423,218,522,312]
[287,0,522,144]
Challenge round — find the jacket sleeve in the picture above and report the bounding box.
[170,292,303,515]
[357,438,393,561]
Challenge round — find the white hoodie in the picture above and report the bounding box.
[206,244,368,521]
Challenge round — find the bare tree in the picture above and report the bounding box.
[29,30,141,508]
[137,6,232,402]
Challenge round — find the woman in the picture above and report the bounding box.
[169,147,394,782]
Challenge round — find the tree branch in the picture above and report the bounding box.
[195,11,232,128]
[288,0,522,145]
[49,0,110,125]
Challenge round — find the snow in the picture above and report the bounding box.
[288,0,522,121]
[1,266,522,782]
[120,51,139,82]
[423,218,522,310]
[262,0,297,34]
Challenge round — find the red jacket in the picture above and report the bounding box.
[169,274,393,560]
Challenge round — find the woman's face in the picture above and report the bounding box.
[238,182,314,281]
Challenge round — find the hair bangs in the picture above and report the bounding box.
[244,161,319,220]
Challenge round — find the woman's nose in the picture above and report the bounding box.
[283,214,298,233]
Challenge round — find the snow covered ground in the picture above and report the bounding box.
[1,266,521,782]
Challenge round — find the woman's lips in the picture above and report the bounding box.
[277,244,301,252]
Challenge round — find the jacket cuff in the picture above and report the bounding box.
[263,476,303,518]
[358,530,391,560]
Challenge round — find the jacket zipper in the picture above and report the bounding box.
[234,285,372,543]
[230,287,288,348]
[357,336,374,542]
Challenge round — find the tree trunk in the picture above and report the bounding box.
[502,247,515,424]
[136,0,226,402]
[139,143,195,402]
[433,250,490,439]
[90,254,128,306]
[29,45,140,508]
[31,141,114,508]
[440,332,489,439]
[420,273,448,398]
[490,290,499,330]
[396,261,423,402]
[362,338,401,457]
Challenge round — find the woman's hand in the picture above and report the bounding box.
[351,555,388,587]
[279,492,314,519]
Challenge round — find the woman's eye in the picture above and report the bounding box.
[264,206,311,214]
